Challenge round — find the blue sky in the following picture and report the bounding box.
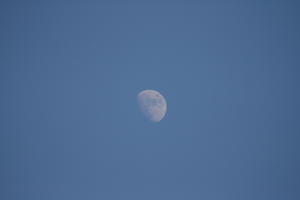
[1,1,300,200]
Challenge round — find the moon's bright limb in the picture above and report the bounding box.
[137,90,167,122]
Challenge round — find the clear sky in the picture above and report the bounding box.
[1,1,300,200]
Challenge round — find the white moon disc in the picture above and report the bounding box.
[137,90,167,122]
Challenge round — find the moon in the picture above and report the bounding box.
[137,90,167,122]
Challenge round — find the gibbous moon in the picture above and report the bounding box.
[137,90,167,122]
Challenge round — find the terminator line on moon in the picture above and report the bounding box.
[137,90,167,122]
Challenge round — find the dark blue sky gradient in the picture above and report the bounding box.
[1,1,300,200]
